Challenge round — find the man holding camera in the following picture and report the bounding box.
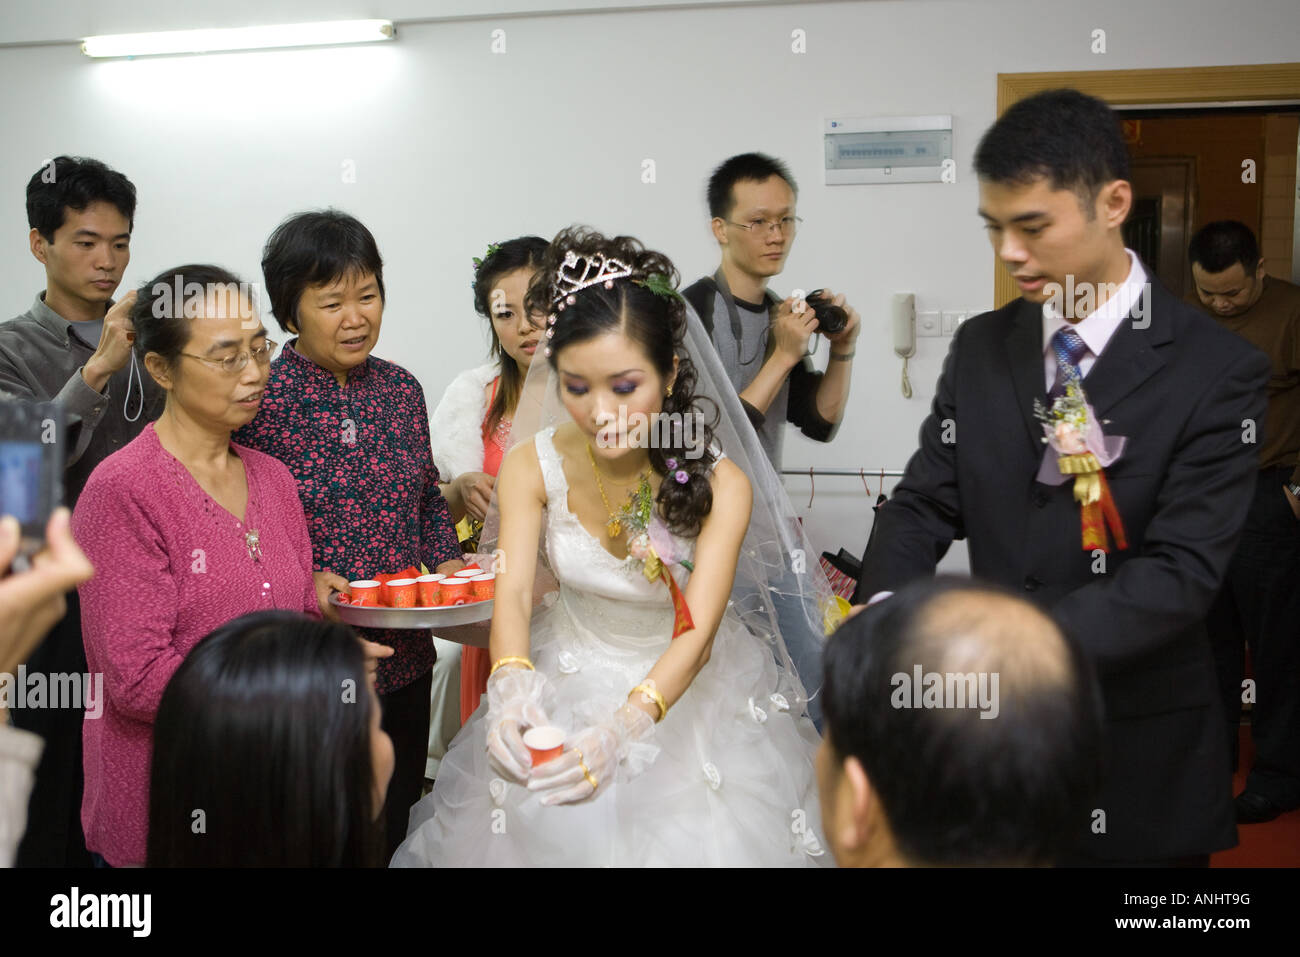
[684,152,860,470]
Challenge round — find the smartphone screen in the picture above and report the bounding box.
[0,401,64,563]
[0,440,44,522]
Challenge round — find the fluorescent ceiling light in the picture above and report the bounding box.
[82,19,395,58]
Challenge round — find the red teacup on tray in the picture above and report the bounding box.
[440,578,472,606]
[387,578,418,608]
[350,580,381,606]
[416,574,444,607]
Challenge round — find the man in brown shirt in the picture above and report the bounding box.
[1188,219,1300,823]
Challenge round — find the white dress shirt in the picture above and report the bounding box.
[1042,249,1147,391]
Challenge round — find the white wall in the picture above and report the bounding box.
[2,0,1298,569]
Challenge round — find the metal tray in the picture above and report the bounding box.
[329,594,495,633]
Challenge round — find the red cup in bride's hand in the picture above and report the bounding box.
[523,726,565,766]
[350,580,381,606]
[416,574,444,607]
[387,578,418,608]
[440,578,471,605]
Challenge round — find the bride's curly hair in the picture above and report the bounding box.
[525,226,719,537]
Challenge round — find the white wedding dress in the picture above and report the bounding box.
[391,427,828,867]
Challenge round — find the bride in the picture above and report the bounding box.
[393,227,836,867]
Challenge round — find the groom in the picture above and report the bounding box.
[853,89,1270,865]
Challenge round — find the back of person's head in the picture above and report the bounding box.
[26,155,137,242]
[706,152,798,220]
[821,576,1102,866]
[973,88,1129,214]
[261,209,386,334]
[1188,220,1260,274]
[148,611,388,867]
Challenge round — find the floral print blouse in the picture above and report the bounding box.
[235,339,462,693]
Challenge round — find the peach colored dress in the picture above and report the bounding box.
[458,378,509,724]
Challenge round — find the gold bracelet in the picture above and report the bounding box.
[489,656,535,677]
[630,683,668,722]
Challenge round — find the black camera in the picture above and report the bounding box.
[805,289,848,336]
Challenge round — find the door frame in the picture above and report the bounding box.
[993,63,1300,307]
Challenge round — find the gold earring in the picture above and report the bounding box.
[666,384,673,397]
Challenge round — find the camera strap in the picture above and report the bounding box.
[713,267,778,367]
[123,349,145,423]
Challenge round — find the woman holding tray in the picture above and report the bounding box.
[234,210,464,861]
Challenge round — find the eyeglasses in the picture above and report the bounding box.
[179,339,278,374]
[723,216,802,237]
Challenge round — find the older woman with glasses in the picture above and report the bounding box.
[71,263,326,867]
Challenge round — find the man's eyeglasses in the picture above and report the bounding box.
[180,339,278,374]
[723,216,802,237]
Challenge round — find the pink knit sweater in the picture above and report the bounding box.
[73,423,319,866]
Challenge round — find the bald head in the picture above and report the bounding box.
[820,576,1102,867]
[913,588,1072,688]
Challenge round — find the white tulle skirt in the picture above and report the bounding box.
[391,590,829,867]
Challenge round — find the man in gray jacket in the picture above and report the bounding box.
[0,156,161,865]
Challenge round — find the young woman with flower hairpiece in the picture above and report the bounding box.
[394,227,833,867]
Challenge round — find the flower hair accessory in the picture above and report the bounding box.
[634,272,684,303]
[471,242,502,274]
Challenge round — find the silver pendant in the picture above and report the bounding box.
[245,529,262,562]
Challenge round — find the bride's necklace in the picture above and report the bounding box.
[585,442,651,539]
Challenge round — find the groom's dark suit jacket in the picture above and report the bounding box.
[854,274,1270,861]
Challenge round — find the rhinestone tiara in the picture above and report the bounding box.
[550,249,635,306]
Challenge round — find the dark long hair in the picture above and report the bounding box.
[526,226,719,537]
[472,236,549,439]
[147,611,385,867]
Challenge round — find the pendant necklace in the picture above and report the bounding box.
[586,442,650,539]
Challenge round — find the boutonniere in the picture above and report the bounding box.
[1033,369,1129,553]
[619,463,696,637]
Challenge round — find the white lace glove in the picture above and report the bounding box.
[484,667,551,783]
[527,704,657,806]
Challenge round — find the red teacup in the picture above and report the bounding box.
[387,578,418,608]
[349,580,381,606]
[440,578,472,606]
[416,574,444,607]
[523,726,565,766]
[470,573,495,600]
